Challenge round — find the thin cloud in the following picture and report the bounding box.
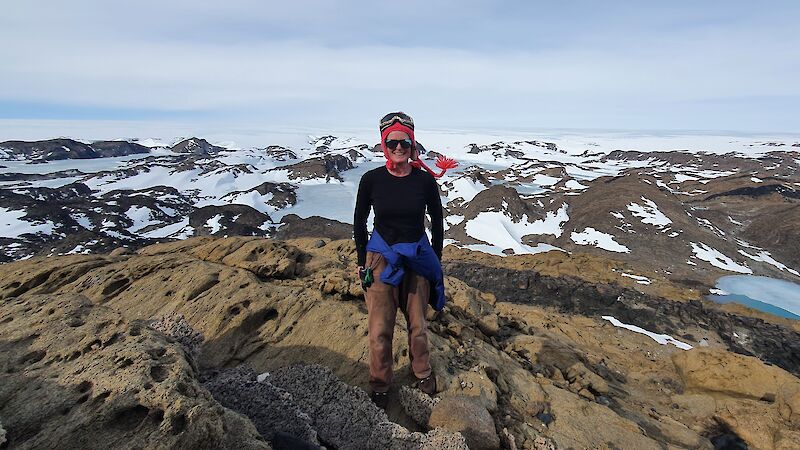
[2,1,799,132]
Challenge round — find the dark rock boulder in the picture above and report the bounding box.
[273,154,353,182]
[203,367,320,447]
[171,138,225,155]
[90,141,150,158]
[222,182,297,210]
[261,146,298,161]
[273,214,351,240]
[189,205,272,237]
[0,138,97,161]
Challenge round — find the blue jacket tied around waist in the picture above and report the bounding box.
[366,231,446,311]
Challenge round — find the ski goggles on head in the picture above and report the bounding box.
[385,138,413,150]
[379,114,414,131]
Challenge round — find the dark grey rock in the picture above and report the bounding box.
[189,205,272,237]
[171,138,225,155]
[273,214,351,241]
[271,154,353,182]
[268,364,467,450]
[203,367,320,446]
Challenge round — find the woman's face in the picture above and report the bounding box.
[385,130,413,165]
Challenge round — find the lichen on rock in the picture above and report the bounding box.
[150,313,205,359]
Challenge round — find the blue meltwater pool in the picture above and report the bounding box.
[707,275,800,320]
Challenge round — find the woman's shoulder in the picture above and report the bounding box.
[361,166,387,181]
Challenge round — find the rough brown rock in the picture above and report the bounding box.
[565,362,609,395]
[0,293,270,449]
[428,397,500,450]
[399,385,440,426]
[778,382,800,425]
[443,367,498,412]
[2,236,799,449]
[715,398,783,450]
[477,312,500,336]
[150,313,204,359]
[542,384,661,449]
[672,348,800,400]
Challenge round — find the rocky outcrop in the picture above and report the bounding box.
[0,168,86,182]
[203,367,320,446]
[2,236,799,449]
[265,364,467,449]
[673,348,800,401]
[273,154,353,182]
[222,182,298,210]
[0,138,149,161]
[261,146,298,161]
[428,397,499,450]
[89,141,151,158]
[171,138,225,155]
[0,138,95,161]
[273,214,352,240]
[0,293,270,449]
[0,182,195,262]
[445,260,800,377]
[189,204,272,237]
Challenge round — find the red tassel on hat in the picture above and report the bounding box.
[380,123,458,178]
[410,154,459,178]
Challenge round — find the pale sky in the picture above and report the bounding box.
[2,1,799,135]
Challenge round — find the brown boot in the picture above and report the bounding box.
[370,391,389,409]
[416,374,437,395]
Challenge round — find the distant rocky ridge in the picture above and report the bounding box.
[0,138,150,162]
[2,133,800,312]
[0,136,232,163]
[1,236,799,448]
[170,138,226,155]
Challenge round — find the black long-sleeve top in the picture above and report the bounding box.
[353,166,444,267]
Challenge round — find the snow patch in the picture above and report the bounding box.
[690,242,752,273]
[627,197,671,228]
[602,316,693,350]
[620,273,652,285]
[70,213,93,230]
[0,207,56,237]
[571,227,630,253]
[205,214,224,234]
[564,179,588,190]
[126,206,160,232]
[738,250,800,276]
[446,176,488,203]
[464,204,569,255]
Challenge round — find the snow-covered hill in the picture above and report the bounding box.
[2,131,799,290]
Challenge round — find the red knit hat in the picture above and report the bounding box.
[379,112,458,178]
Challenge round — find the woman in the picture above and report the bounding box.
[353,112,457,408]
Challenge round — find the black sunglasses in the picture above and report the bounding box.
[385,139,413,150]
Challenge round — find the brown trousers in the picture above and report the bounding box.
[364,251,432,393]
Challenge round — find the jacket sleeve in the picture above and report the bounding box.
[353,172,372,266]
[425,174,444,260]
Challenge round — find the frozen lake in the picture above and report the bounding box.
[708,275,800,320]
